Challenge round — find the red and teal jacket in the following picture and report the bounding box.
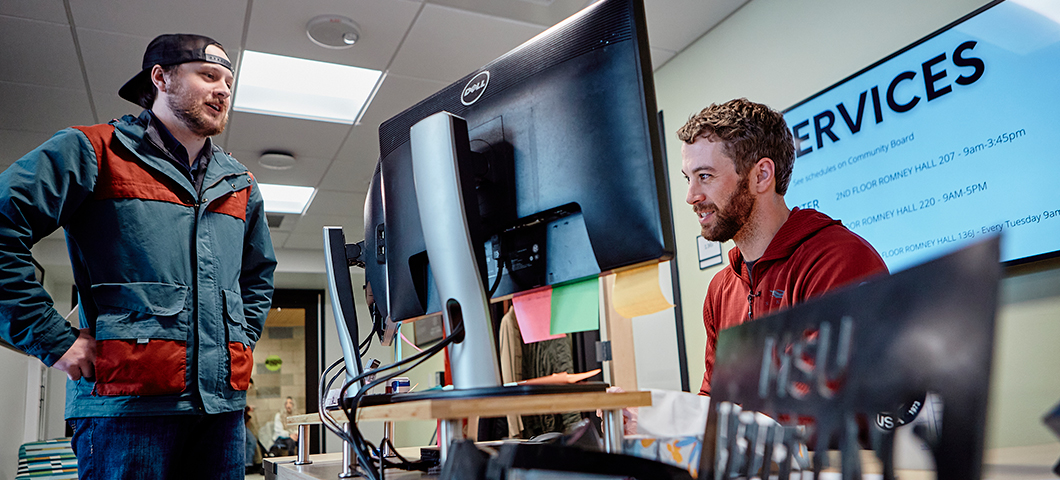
[0,111,276,418]
[699,208,887,395]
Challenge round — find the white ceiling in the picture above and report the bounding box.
[1,0,747,266]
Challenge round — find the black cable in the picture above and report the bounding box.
[345,366,427,479]
[379,436,434,472]
[318,358,356,445]
[318,345,431,473]
[341,336,454,438]
[358,327,373,357]
[349,325,464,478]
[488,255,505,297]
[338,322,465,480]
[343,327,456,390]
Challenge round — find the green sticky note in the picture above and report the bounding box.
[550,276,599,335]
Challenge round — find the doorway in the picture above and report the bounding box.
[245,289,325,455]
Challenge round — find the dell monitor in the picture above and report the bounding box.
[369,0,674,390]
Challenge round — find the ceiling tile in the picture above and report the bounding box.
[77,29,153,110]
[245,0,421,71]
[358,73,449,126]
[305,190,367,217]
[642,0,748,52]
[270,213,299,233]
[425,0,587,27]
[0,0,69,23]
[0,129,54,169]
[317,73,449,194]
[0,82,93,134]
[227,150,331,188]
[388,3,545,82]
[322,125,379,193]
[68,0,245,53]
[92,88,139,124]
[0,17,83,88]
[224,111,352,161]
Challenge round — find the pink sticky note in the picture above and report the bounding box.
[512,288,565,344]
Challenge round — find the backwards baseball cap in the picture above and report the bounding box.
[118,34,233,106]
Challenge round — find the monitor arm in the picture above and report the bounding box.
[323,226,366,394]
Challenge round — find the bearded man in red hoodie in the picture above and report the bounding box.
[679,98,888,396]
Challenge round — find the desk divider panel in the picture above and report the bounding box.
[700,237,1001,480]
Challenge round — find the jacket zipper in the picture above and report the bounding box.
[746,261,760,319]
[194,173,247,411]
[192,198,202,411]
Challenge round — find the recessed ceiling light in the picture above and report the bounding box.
[233,50,383,124]
[259,183,316,215]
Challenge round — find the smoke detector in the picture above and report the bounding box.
[306,15,361,49]
[259,151,297,170]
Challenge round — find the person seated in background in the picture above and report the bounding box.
[269,396,300,456]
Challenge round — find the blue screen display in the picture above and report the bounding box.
[784,0,1060,271]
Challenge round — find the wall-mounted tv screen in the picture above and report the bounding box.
[783,0,1060,271]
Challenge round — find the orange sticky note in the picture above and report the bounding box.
[512,288,565,344]
[613,263,674,318]
[519,369,602,385]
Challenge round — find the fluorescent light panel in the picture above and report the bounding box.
[233,51,382,124]
[259,184,316,214]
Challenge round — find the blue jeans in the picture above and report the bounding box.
[71,411,245,480]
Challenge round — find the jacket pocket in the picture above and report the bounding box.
[223,289,253,391]
[91,282,190,396]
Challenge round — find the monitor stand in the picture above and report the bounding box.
[408,113,616,461]
[410,111,503,391]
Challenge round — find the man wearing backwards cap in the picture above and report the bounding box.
[0,34,276,478]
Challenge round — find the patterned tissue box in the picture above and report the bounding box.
[623,434,702,477]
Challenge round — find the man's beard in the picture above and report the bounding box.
[699,175,755,242]
[166,78,227,137]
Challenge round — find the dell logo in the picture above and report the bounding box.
[461,71,490,106]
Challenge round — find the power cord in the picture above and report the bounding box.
[332,321,465,480]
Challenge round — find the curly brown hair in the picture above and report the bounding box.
[676,98,795,195]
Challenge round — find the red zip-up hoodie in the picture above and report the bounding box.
[699,208,887,395]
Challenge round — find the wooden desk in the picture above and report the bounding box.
[282,390,651,474]
[291,390,650,423]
